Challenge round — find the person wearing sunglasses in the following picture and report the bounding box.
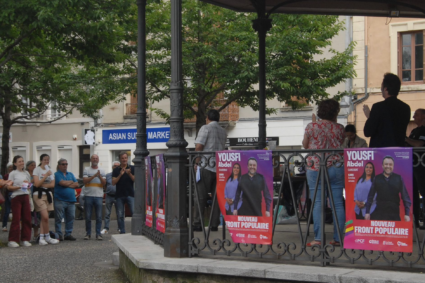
[54,158,79,241]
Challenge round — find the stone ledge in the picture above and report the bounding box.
[113,234,424,283]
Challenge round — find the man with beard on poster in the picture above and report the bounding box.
[365,156,411,221]
[233,158,272,217]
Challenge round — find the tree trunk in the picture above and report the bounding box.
[1,97,12,176]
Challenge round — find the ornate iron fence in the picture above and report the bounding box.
[187,149,425,269]
[142,156,164,245]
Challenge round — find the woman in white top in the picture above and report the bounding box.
[33,154,59,245]
[3,155,32,248]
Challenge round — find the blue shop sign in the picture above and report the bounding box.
[102,128,170,144]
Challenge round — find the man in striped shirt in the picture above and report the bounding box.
[83,154,106,240]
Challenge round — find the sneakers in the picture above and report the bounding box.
[64,235,76,241]
[96,234,103,241]
[46,238,59,245]
[84,234,91,240]
[8,241,19,248]
[58,235,64,241]
[21,241,32,247]
[2,227,7,232]
[101,229,108,235]
[39,238,48,246]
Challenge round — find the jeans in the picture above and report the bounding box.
[307,166,345,242]
[54,199,75,237]
[84,196,103,236]
[104,194,117,231]
[2,193,11,228]
[9,195,32,242]
[116,196,134,233]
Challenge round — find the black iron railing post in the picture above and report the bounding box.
[132,0,149,236]
[164,0,189,258]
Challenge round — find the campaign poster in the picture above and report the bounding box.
[145,157,153,227]
[216,150,274,245]
[344,148,413,252]
[155,154,166,233]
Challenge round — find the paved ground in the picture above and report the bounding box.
[0,217,130,283]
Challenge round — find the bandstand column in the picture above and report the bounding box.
[132,0,149,236]
[252,1,272,149]
[164,0,189,257]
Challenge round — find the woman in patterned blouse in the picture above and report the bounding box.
[302,99,345,247]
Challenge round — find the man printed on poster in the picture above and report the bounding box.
[233,158,272,217]
[365,155,411,222]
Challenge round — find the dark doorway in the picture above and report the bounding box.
[79,145,91,178]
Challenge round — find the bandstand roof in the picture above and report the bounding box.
[199,0,425,18]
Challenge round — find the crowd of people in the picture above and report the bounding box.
[0,151,135,248]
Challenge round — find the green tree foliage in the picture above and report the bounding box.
[0,0,135,173]
[137,0,355,132]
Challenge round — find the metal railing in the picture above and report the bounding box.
[186,149,425,269]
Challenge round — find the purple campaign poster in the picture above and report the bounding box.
[344,148,413,252]
[216,150,274,245]
[155,154,166,233]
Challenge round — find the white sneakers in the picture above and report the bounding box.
[40,238,60,245]
[8,241,19,248]
[46,238,59,244]
[8,241,32,247]
[100,229,108,235]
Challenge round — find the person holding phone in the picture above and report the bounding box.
[33,154,59,245]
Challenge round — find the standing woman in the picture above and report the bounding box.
[302,99,346,247]
[26,160,40,240]
[32,154,59,245]
[4,156,32,248]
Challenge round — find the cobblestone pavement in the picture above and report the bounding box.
[0,217,131,283]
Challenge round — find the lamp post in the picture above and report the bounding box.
[164,0,189,257]
[132,0,149,236]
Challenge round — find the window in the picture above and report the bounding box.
[50,101,61,119]
[399,31,424,82]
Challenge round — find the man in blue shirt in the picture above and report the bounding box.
[54,158,79,241]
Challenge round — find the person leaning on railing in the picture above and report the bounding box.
[302,99,346,247]
[405,108,425,228]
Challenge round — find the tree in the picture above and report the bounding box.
[0,0,136,174]
[138,0,355,133]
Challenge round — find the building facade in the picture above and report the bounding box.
[350,16,425,140]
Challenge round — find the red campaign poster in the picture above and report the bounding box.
[216,150,274,245]
[155,154,166,233]
[344,148,413,252]
[145,156,153,227]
